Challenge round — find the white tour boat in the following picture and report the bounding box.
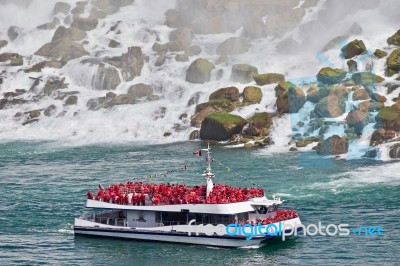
[74,145,302,247]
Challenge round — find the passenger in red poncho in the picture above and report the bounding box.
[87,191,93,199]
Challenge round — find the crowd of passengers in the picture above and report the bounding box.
[87,182,265,205]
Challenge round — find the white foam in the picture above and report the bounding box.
[310,161,400,191]
[0,0,399,157]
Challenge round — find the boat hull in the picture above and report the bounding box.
[74,226,265,247]
[74,217,303,247]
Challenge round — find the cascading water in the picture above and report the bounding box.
[0,0,399,157]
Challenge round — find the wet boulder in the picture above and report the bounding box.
[53,2,71,15]
[244,112,272,137]
[104,46,144,81]
[127,83,153,98]
[314,86,348,118]
[0,98,27,110]
[352,88,370,101]
[341,39,367,59]
[314,96,345,118]
[185,45,202,57]
[169,27,192,51]
[71,1,87,15]
[243,86,262,105]
[44,105,57,117]
[190,106,217,127]
[374,49,387,59]
[346,110,368,135]
[209,87,239,102]
[316,67,347,84]
[154,53,166,67]
[108,39,120,48]
[316,135,349,155]
[152,42,168,53]
[370,128,396,146]
[295,137,320,148]
[87,92,136,110]
[8,26,22,41]
[52,26,86,42]
[387,30,400,46]
[195,100,236,114]
[189,130,199,140]
[230,64,258,83]
[351,72,384,86]
[371,93,387,103]
[254,73,285,86]
[191,100,236,127]
[0,40,8,50]
[378,106,400,131]
[0,52,23,66]
[347,60,357,72]
[389,143,400,158]
[35,36,88,63]
[216,37,250,55]
[25,109,42,119]
[37,18,60,30]
[22,119,39,126]
[275,81,306,113]
[386,48,400,76]
[92,63,121,90]
[65,95,78,105]
[24,61,62,73]
[175,54,188,62]
[43,77,67,95]
[35,26,88,63]
[306,85,331,103]
[200,112,247,141]
[185,58,215,84]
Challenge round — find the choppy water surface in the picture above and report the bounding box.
[0,141,399,265]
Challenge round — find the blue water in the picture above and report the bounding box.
[0,141,399,265]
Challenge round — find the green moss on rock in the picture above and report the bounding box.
[186,58,215,84]
[378,106,400,131]
[243,86,262,104]
[244,112,272,136]
[386,48,400,76]
[387,30,400,46]
[306,85,332,103]
[275,82,306,113]
[200,112,247,141]
[341,39,367,59]
[351,72,384,86]
[374,49,387,59]
[316,67,347,84]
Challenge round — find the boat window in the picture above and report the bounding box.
[258,205,268,214]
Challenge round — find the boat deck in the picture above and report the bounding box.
[88,182,265,205]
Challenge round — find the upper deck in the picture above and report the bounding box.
[86,182,279,214]
[88,182,265,205]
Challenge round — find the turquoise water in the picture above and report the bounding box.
[0,141,399,265]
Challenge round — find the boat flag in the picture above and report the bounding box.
[193,150,202,156]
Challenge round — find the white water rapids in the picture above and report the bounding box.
[0,0,399,158]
